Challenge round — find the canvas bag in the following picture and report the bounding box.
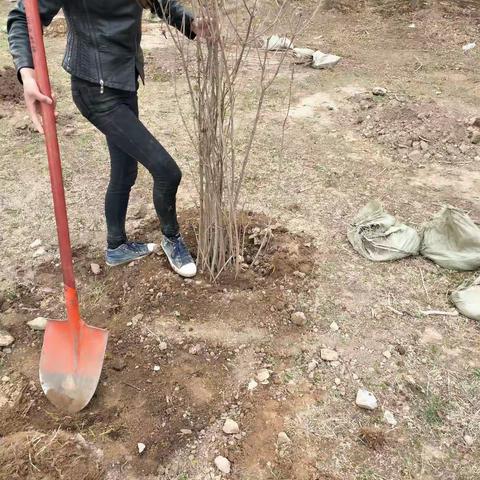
[421,206,480,271]
[451,276,480,321]
[348,201,421,261]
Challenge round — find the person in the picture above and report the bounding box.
[7,0,212,277]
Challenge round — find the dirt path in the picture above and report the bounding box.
[1,1,480,479]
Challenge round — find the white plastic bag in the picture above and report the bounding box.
[421,206,480,271]
[451,276,480,321]
[348,201,421,261]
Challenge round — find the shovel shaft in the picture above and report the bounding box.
[24,0,81,329]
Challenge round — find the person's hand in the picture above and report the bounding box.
[192,17,219,44]
[20,67,56,134]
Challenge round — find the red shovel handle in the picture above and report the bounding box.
[24,0,81,329]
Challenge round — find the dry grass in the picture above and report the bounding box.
[0,430,104,480]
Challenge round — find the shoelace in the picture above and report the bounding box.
[126,242,145,254]
[171,237,192,264]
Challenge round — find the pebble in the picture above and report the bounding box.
[131,314,143,326]
[257,369,270,383]
[355,389,378,410]
[420,327,443,345]
[1,376,10,382]
[0,330,14,347]
[30,239,42,249]
[33,247,47,258]
[464,435,474,446]
[383,350,392,359]
[247,378,258,391]
[307,360,317,373]
[330,321,339,331]
[112,358,127,371]
[277,431,291,445]
[320,348,339,362]
[214,455,231,474]
[90,263,101,275]
[223,418,240,435]
[27,317,48,331]
[372,87,387,96]
[383,410,397,426]
[153,365,160,372]
[137,443,146,454]
[471,131,480,144]
[159,341,168,351]
[291,311,307,326]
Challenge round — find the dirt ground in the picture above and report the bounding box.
[1,1,480,479]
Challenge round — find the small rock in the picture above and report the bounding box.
[464,434,474,446]
[90,263,101,275]
[320,348,339,362]
[1,376,10,382]
[291,311,307,326]
[330,321,339,331]
[131,314,143,326]
[307,360,317,373]
[257,369,270,383]
[372,87,387,96]
[27,317,48,331]
[159,341,168,351]
[137,443,146,454]
[188,344,202,355]
[247,378,258,391]
[63,125,76,136]
[334,377,341,385]
[463,42,476,52]
[30,239,42,248]
[214,455,231,474]
[471,131,480,144]
[112,358,127,371]
[383,350,392,359]
[383,410,397,426]
[356,389,378,410]
[311,51,341,69]
[408,150,422,162]
[153,365,160,372]
[33,247,47,258]
[277,431,291,445]
[223,418,240,435]
[0,330,14,347]
[420,327,443,345]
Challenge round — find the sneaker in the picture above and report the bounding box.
[106,242,157,267]
[161,235,197,278]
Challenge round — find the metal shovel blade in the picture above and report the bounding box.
[39,319,108,414]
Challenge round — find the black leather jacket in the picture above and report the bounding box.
[7,0,195,92]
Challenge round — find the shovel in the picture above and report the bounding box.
[24,0,108,414]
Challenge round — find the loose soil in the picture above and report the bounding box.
[0,66,23,104]
[1,1,480,479]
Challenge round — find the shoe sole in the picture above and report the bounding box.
[161,244,197,278]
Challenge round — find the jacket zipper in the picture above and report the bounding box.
[82,0,105,94]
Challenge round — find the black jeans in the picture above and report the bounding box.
[71,76,181,249]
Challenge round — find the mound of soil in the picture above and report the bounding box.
[0,211,315,477]
[0,67,23,105]
[323,0,429,15]
[0,430,104,480]
[350,93,477,165]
